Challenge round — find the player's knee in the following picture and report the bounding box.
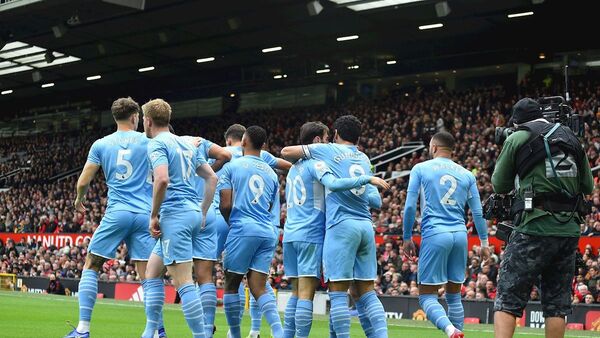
[224,272,243,292]
[84,253,107,271]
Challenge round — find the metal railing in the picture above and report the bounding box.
[372,141,425,179]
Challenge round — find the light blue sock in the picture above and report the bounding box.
[249,294,262,332]
[446,292,464,331]
[198,283,217,338]
[238,283,246,321]
[356,291,387,338]
[419,294,454,334]
[329,292,350,338]
[77,269,98,324]
[283,295,298,338]
[257,292,284,338]
[142,278,164,338]
[329,312,337,338]
[355,297,374,337]
[295,299,313,338]
[224,293,242,338]
[179,283,206,338]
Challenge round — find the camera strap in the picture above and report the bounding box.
[542,123,573,199]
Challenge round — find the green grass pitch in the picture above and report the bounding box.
[0,291,597,338]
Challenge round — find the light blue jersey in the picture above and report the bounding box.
[217,155,279,239]
[283,159,327,243]
[147,132,207,215]
[86,130,151,214]
[303,143,377,229]
[181,136,213,201]
[212,145,278,207]
[406,157,476,239]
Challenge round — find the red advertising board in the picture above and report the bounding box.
[0,233,92,248]
[115,282,177,304]
[585,310,600,331]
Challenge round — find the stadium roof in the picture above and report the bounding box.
[0,0,598,113]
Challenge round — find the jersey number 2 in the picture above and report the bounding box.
[440,174,457,206]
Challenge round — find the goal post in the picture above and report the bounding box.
[0,273,17,291]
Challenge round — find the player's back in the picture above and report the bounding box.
[148,132,202,215]
[306,143,373,228]
[88,130,151,214]
[181,136,212,201]
[283,159,325,243]
[411,157,474,238]
[221,155,278,239]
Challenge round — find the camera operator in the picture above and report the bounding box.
[491,98,594,338]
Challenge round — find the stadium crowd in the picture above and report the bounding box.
[1,75,599,304]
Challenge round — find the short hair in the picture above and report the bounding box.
[333,115,361,144]
[431,131,455,150]
[299,121,329,145]
[142,99,171,127]
[111,97,140,121]
[225,124,246,142]
[244,125,267,150]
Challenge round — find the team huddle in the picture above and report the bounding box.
[64,96,489,338]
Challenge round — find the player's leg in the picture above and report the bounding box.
[282,241,299,338]
[239,279,247,322]
[223,235,256,338]
[247,237,283,338]
[64,211,125,337]
[417,232,458,338]
[248,289,262,338]
[352,220,387,338]
[141,248,166,338]
[445,231,469,332]
[294,241,323,338]
[349,283,373,338]
[162,211,205,337]
[323,221,360,338]
[493,232,544,338]
[193,207,218,338]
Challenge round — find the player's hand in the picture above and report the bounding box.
[403,239,416,258]
[149,216,161,238]
[480,246,491,266]
[200,213,207,230]
[73,198,86,213]
[369,177,390,190]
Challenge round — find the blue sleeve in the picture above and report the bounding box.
[366,185,382,208]
[403,166,421,240]
[305,143,330,160]
[200,138,213,160]
[260,151,278,169]
[195,147,208,169]
[466,175,488,241]
[147,139,168,169]
[307,159,371,192]
[86,141,102,165]
[217,163,232,190]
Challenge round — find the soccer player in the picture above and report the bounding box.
[143,99,218,338]
[281,115,389,338]
[218,126,283,338]
[402,131,490,338]
[282,121,390,338]
[65,97,156,338]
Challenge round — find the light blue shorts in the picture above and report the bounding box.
[214,210,229,258]
[223,235,277,275]
[151,206,217,261]
[323,219,376,282]
[418,231,468,285]
[156,210,202,266]
[283,241,323,278]
[89,210,154,261]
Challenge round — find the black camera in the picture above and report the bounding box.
[494,96,584,145]
[483,193,514,221]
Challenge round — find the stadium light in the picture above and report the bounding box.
[347,65,359,70]
[538,53,545,60]
[386,60,397,65]
[196,57,215,63]
[273,74,288,79]
[1,89,13,95]
[585,60,600,67]
[86,75,101,81]
[41,82,54,88]
[316,69,331,74]
[507,11,534,18]
[336,35,359,42]
[138,66,155,72]
[262,46,282,53]
[419,23,443,30]
[229,93,236,97]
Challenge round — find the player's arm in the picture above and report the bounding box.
[403,166,421,244]
[491,137,517,194]
[74,161,100,212]
[196,163,218,223]
[218,164,233,223]
[148,141,169,238]
[275,158,292,171]
[280,145,305,162]
[208,143,232,172]
[467,177,489,247]
[366,185,383,209]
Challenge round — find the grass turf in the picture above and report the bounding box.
[0,291,597,338]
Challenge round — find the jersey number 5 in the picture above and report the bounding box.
[116,149,133,180]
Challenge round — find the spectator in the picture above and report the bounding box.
[46,273,65,295]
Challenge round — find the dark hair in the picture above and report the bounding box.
[111,97,140,121]
[244,125,267,150]
[333,115,361,144]
[225,124,246,142]
[431,131,455,150]
[299,121,329,145]
[168,124,175,133]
